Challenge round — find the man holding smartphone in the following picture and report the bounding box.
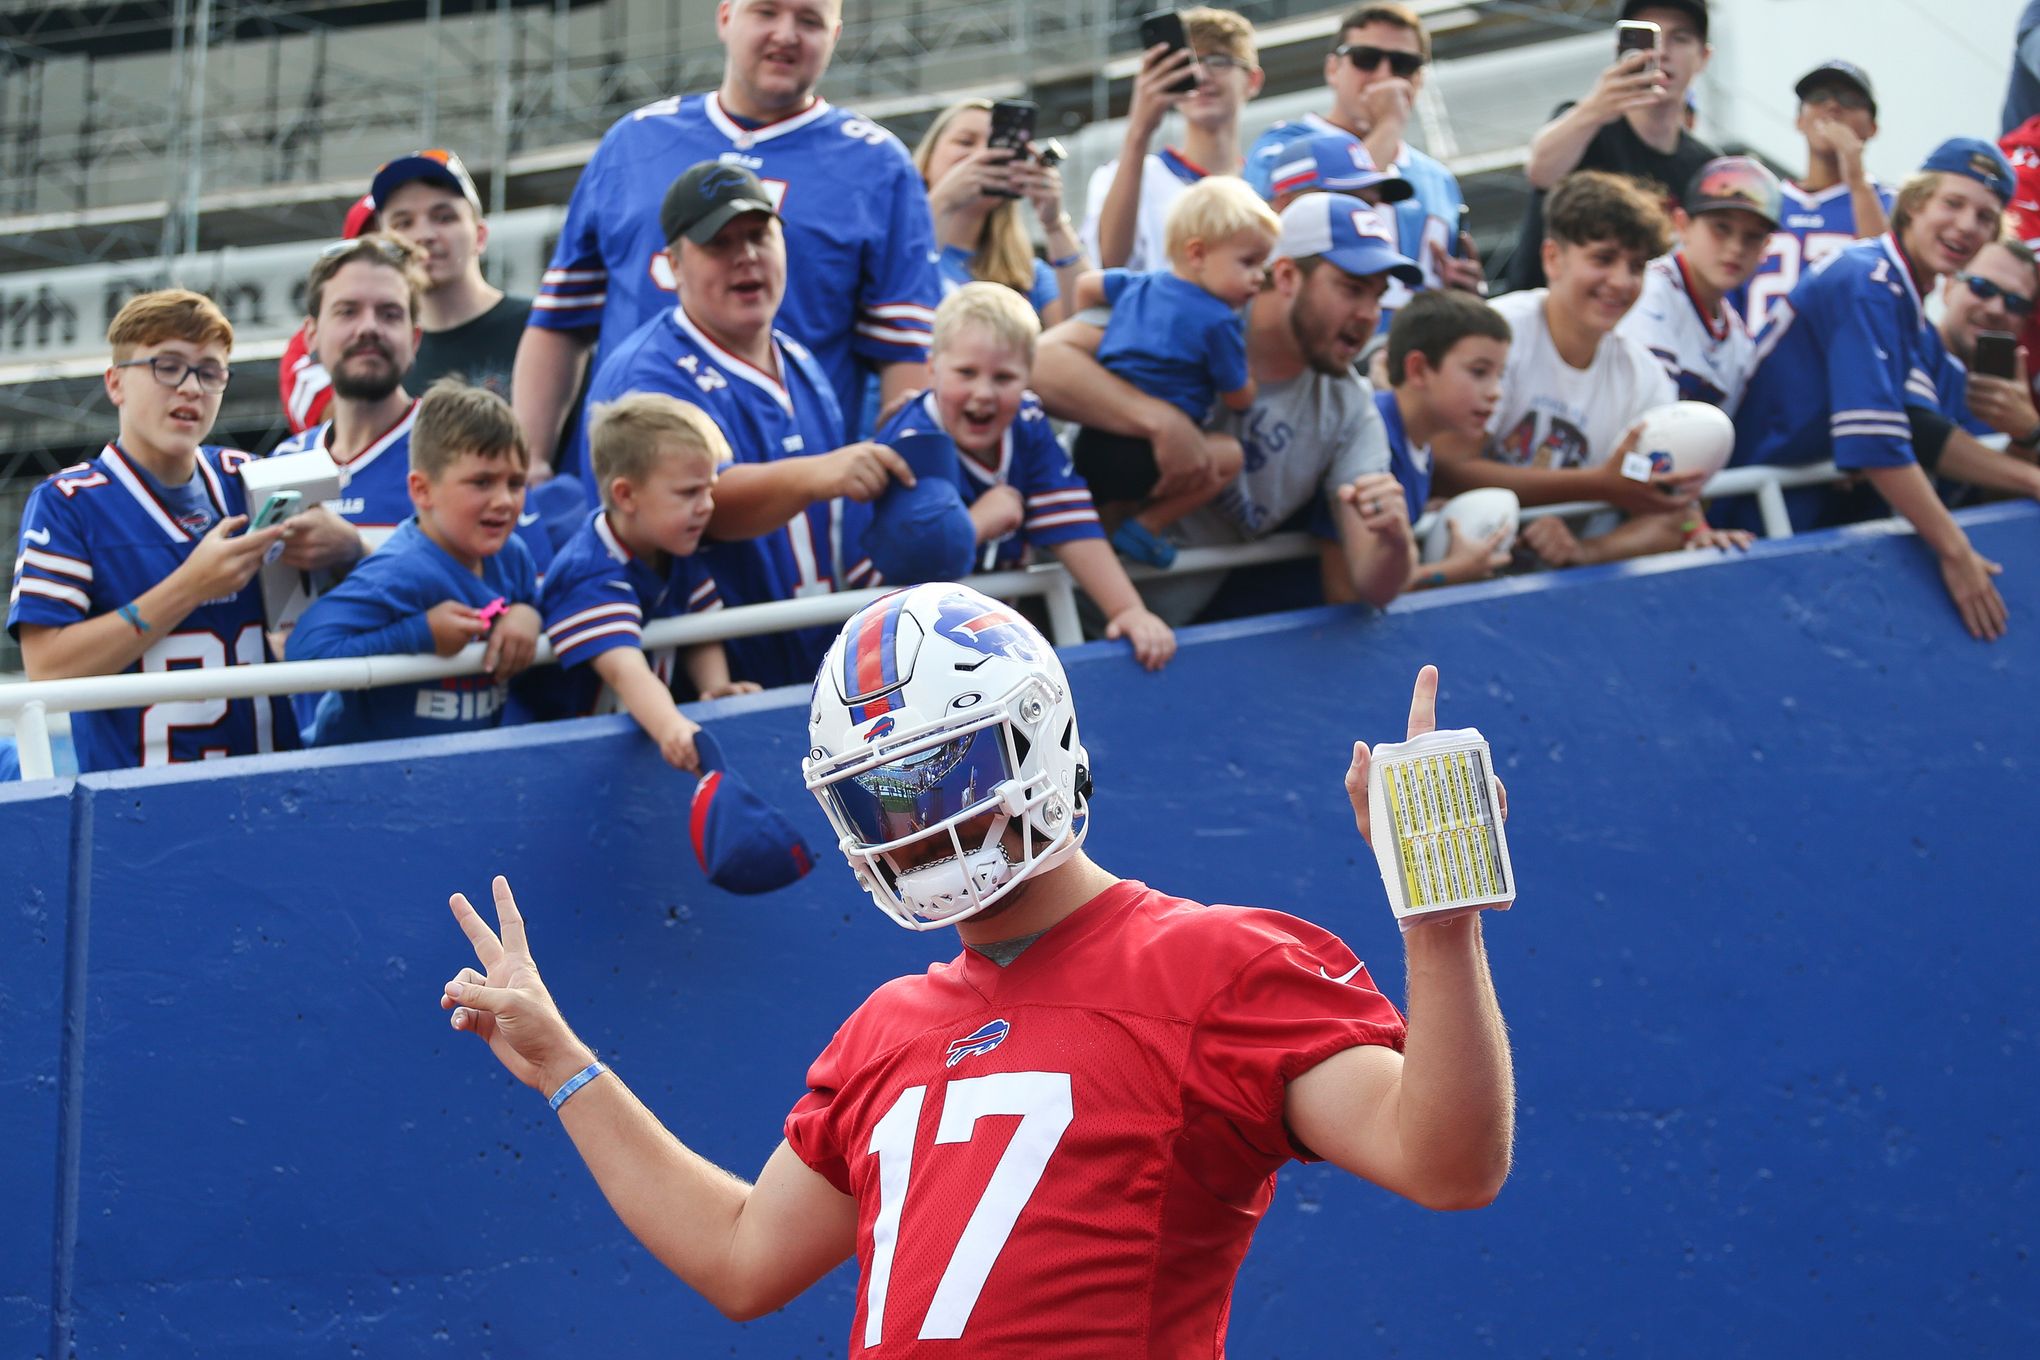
[1936,238,2040,454]
[1504,0,1716,292]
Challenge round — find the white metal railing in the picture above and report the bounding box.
[0,463,1842,780]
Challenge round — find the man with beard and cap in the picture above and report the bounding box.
[1032,192,1420,625]
[273,234,554,574]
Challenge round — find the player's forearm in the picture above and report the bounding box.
[1863,462,1972,558]
[1935,429,2040,500]
[1524,108,1602,191]
[511,327,594,475]
[1393,915,1514,1209]
[706,461,825,540]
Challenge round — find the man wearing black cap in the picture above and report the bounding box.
[1736,62,1892,335]
[368,149,532,403]
[567,161,915,690]
[1505,0,1715,292]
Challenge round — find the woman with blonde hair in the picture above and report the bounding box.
[913,98,1087,324]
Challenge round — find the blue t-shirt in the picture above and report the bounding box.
[574,303,877,690]
[286,517,538,746]
[515,508,723,719]
[1095,269,1249,422]
[529,92,940,433]
[936,244,1059,318]
[876,391,1102,571]
[6,443,300,773]
[1376,389,1431,524]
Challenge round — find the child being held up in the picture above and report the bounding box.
[877,282,1177,670]
[516,393,757,771]
[1068,176,1279,568]
[288,379,542,744]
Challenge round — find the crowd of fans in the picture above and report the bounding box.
[9,0,2040,781]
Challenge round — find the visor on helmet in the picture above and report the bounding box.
[821,722,1013,849]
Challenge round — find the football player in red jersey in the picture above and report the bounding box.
[441,581,1514,1355]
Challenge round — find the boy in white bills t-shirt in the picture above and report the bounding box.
[1437,170,1745,565]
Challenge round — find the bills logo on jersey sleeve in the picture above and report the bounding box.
[934,595,1042,662]
[945,1018,1011,1068]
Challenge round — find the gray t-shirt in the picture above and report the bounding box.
[1146,366,1390,623]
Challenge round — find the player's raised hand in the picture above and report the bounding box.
[1345,665,1439,849]
[443,876,594,1095]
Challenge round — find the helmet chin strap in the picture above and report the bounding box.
[895,842,1018,924]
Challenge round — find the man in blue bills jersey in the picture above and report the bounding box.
[1733,139,2017,642]
[1246,1,1483,325]
[512,0,941,478]
[574,161,916,691]
[1732,61,1894,335]
[274,235,554,575]
[8,290,300,772]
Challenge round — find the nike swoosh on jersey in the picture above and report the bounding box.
[23,526,51,545]
[606,580,638,592]
[1319,962,1364,985]
[518,512,540,525]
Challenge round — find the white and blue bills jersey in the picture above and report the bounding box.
[876,392,1102,571]
[1735,234,1946,480]
[285,518,537,746]
[7,444,298,772]
[578,303,878,690]
[272,403,554,574]
[530,93,940,436]
[1733,179,1895,335]
[1247,115,1464,319]
[1617,252,1756,412]
[516,508,723,719]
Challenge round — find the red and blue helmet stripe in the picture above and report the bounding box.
[844,591,911,724]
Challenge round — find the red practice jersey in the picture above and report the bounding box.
[784,879,1407,1357]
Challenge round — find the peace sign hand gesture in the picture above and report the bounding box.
[443,876,594,1097]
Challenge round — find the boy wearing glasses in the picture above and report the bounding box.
[1735,61,1893,334]
[1506,1,1716,293]
[7,289,301,772]
[1246,3,1480,309]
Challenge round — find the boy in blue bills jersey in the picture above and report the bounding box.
[876,283,1176,670]
[570,162,916,692]
[1733,61,1894,335]
[287,382,543,744]
[8,290,300,772]
[274,235,554,575]
[512,0,940,477]
[1245,3,1485,323]
[517,394,758,769]
[1733,139,2016,641]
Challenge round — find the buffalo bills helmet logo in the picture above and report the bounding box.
[946,1018,1011,1068]
[863,714,896,742]
[934,595,1043,662]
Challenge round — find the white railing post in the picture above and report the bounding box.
[1756,480,1795,539]
[14,699,55,782]
[1040,575,1084,647]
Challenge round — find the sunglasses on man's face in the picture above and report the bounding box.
[1334,43,1423,79]
[1962,273,2035,316]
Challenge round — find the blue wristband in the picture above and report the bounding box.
[547,1060,607,1112]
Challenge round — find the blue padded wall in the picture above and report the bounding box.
[4,504,2035,1358]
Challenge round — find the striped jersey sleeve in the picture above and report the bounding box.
[1011,399,1102,548]
[848,151,940,366]
[529,136,613,333]
[8,475,96,628]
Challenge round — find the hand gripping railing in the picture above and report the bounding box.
[0,463,1841,780]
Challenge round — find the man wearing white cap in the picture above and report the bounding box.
[1035,192,1421,623]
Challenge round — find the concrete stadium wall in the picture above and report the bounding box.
[4,506,2036,1359]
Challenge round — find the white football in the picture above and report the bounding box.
[1421,488,1521,564]
[1630,400,1734,483]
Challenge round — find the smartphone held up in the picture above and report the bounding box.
[1139,9,1199,95]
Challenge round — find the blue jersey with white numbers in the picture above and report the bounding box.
[285,517,537,746]
[876,391,1102,571]
[1733,235,1951,531]
[516,508,723,719]
[1731,178,1895,335]
[271,402,554,575]
[578,303,878,690]
[7,443,299,773]
[1247,115,1463,325]
[531,92,940,437]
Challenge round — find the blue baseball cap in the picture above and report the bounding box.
[1261,133,1414,204]
[369,148,484,216]
[689,729,815,895]
[1273,192,1423,286]
[862,427,977,586]
[1920,137,2016,205]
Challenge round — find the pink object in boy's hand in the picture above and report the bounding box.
[476,597,509,630]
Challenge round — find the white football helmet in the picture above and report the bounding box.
[804,583,1090,931]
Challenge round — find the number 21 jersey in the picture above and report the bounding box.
[784,880,1407,1357]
